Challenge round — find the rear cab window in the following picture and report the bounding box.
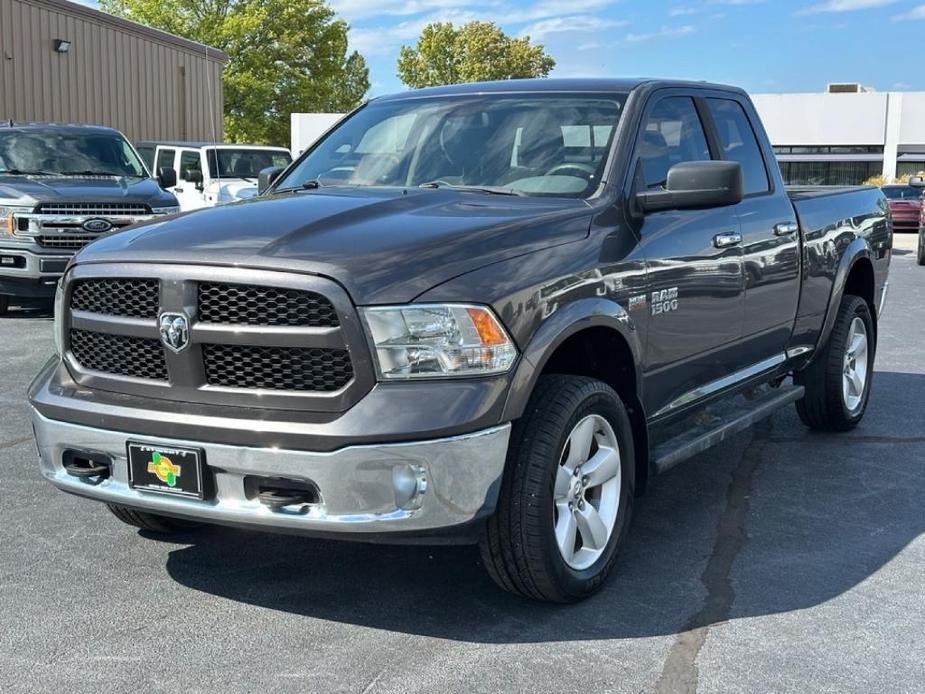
[706,98,770,195]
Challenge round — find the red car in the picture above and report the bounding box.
[882,184,923,232]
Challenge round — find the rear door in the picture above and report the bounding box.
[704,95,801,364]
[632,92,746,418]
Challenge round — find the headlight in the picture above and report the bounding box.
[151,206,180,216]
[361,304,517,379]
[53,279,65,356]
[0,206,32,237]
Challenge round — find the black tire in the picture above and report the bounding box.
[795,294,875,431]
[917,231,925,266]
[479,375,635,603]
[0,295,9,316]
[106,503,199,533]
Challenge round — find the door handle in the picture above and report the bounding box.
[175,187,184,193]
[774,221,799,236]
[713,231,742,249]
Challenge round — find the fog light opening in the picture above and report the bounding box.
[392,464,428,511]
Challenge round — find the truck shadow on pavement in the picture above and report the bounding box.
[163,371,924,643]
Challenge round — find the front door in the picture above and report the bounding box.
[632,94,746,418]
[173,149,207,211]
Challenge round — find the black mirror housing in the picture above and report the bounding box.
[637,161,744,213]
[184,169,204,184]
[157,167,177,190]
[258,166,285,195]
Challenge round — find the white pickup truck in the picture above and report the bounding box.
[135,142,292,211]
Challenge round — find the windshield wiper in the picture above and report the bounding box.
[62,170,143,177]
[418,181,526,197]
[0,168,56,176]
[271,180,322,194]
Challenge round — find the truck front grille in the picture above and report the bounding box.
[69,329,168,381]
[203,344,353,391]
[198,283,339,327]
[36,234,98,250]
[70,279,160,318]
[37,202,151,216]
[62,267,371,411]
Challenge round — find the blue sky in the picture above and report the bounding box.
[326,0,925,96]
[80,0,925,97]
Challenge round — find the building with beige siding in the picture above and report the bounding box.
[0,0,226,142]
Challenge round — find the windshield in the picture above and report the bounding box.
[208,148,292,179]
[0,130,147,177]
[275,93,627,198]
[882,186,921,200]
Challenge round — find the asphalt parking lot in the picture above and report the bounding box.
[1,234,923,694]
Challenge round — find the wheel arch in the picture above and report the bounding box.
[502,298,650,494]
[816,240,877,354]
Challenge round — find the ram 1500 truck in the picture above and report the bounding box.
[29,79,891,602]
[0,123,179,314]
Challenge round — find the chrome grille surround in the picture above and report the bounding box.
[37,202,151,216]
[14,202,156,251]
[61,264,374,412]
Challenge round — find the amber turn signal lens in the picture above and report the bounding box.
[466,307,508,346]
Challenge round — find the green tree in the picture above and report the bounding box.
[397,21,555,89]
[101,0,369,145]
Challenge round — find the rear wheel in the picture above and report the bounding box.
[479,375,634,602]
[0,295,9,316]
[918,229,925,265]
[107,503,199,533]
[795,294,875,431]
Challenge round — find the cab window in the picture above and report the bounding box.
[706,98,770,195]
[638,97,711,190]
[179,150,202,181]
[155,148,175,175]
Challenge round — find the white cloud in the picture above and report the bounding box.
[520,15,628,40]
[670,7,700,16]
[332,0,619,23]
[892,3,925,18]
[348,9,480,55]
[797,0,898,15]
[624,25,696,42]
[330,0,484,22]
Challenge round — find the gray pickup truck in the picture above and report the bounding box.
[29,79,891,602]
[0,123,179,313]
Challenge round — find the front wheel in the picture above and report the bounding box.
[795,294,875,431]
[0,295,9,316]
[479,375,634,602]
[918,230,925,266]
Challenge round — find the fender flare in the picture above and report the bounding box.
[501,297,645,421]
[815,237,875,354]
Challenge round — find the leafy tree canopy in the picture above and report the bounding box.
[101,0,369,145]
[397,21,555,89]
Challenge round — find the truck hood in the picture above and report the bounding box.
[215,179,259,203]
[75,187,592,303]
[0,174,177,207]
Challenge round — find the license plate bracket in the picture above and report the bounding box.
[127,442,205,500]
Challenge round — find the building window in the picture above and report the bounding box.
[773,145,883,155]
[896,161,925,178]
[778,160,881,185]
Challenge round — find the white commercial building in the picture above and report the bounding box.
[753,83,925,185]
[292,83,925,186]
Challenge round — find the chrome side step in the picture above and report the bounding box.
[651,384,804,474]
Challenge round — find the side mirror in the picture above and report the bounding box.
[258,166,285,195]
[636,161,744,213]
[157,167,177,190]
[184,169,203,185]
[908,176,925,188]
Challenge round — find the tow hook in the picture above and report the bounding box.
[62,450,111,483]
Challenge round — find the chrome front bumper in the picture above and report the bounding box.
[31,408,511,535]
[0,246,71,279]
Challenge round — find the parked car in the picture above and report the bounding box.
[30,79,891,602]
[881,183,922,233]
[136,141,292,211]
[0,123,179,315]
[912,179,925,265]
